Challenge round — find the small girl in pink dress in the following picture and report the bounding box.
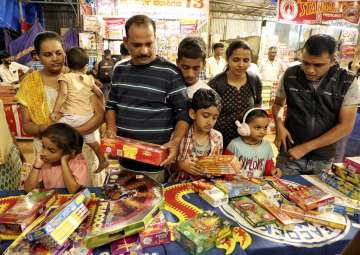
[24,123,89,193]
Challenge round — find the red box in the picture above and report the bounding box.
[344,157,360,173]
[288,185,335,211]
[139,211,171,248]
[100,137,169,166]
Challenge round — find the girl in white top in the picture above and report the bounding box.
[51,47,108,172]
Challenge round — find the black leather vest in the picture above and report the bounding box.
[283,64,354,160]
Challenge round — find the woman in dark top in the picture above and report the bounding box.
[209,40,262,147]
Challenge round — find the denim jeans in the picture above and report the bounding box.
[276,151,333,176]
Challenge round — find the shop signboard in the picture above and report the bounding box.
[96,0,209,20]
[277,0,360,25]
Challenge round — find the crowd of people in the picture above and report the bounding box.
[0,14,359,194]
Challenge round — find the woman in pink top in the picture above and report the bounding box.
[24,123,89,193]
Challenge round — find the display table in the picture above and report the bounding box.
[0,175,358,255]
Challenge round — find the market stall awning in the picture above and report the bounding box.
[210,0,276,17]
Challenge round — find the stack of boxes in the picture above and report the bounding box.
[319,157,360,201]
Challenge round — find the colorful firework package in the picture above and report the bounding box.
[3,194,74,254]
[111,234,143,255]
[139,211,171,248]
[266,176,335,210]
[0,189,56,236]
[199,185,228,208]
[85,169,163,248]
[229,196,276,227]
[175,211,232,255]
[344,156,360,174]
[100,136,169,166]
[213,176,261,198]
[26,189,91,250]
[280,204,347,230]
[197,155,241,176]
[251,192,296,227]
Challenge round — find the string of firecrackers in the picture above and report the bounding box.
[164,183,202,223]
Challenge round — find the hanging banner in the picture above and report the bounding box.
[96,0,209,20]
[277,0,360,25]
[8,20,44,64]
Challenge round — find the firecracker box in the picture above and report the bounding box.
[288,185,335,211]
[197,155,241,176]
[0,189,56,234]
[251,192,295,226]
[175,211,231,255]
[265,176,296,198]
[139,211,171,248]
[111,234,142,255]
[319,170,360,200]
[3,195,75,255]
[100,137,169,166]
[332,163,359,186]
[344,157,360,173]
[229,196,276,227]
[37,203,89,250]
[213,176,261,198]
[85,170,164,249]
[26,189,91,242]
[199,186,228,208]
[280,204,347,230]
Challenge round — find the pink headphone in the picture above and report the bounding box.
[235,107,264,136]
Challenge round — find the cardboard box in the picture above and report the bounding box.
[280,204,347,230]
[213,176,261,198]
[199,186,228,207]
[111,234,142,255]
[175,211,231,255]
[288,185,335,211]
[344,157,360,173]
[139,211,171,248]
[85,170,164,248]
[100,137,168,166]
[230,196,276,227]
[27,189,91,242]
[0,189,56,234]
[197,155,240,176]
[251,192,295,226]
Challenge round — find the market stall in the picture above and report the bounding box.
[80,0,209,63]
[0,173,358,255]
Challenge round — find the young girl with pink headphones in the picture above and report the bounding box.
[224,107,282,178]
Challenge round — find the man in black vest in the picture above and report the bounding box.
[272,34,360,175]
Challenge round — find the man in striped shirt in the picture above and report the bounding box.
[105,15,190,182]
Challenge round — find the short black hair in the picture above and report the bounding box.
[34,31,63,54]
[120,43,129,56]
[41,123,84,155]
[213,43,224,51]
[178,37,206,61]
[303,34,337,56]
[125,15,156,37]
[191,89,222,112]
[226,40,252,59]
[0,51,10,61]
[30,50,37,57]
[66,47,88,70]
[104,49,111,55]
[241,108,268,124]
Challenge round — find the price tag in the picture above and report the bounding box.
[123,145,138,159]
